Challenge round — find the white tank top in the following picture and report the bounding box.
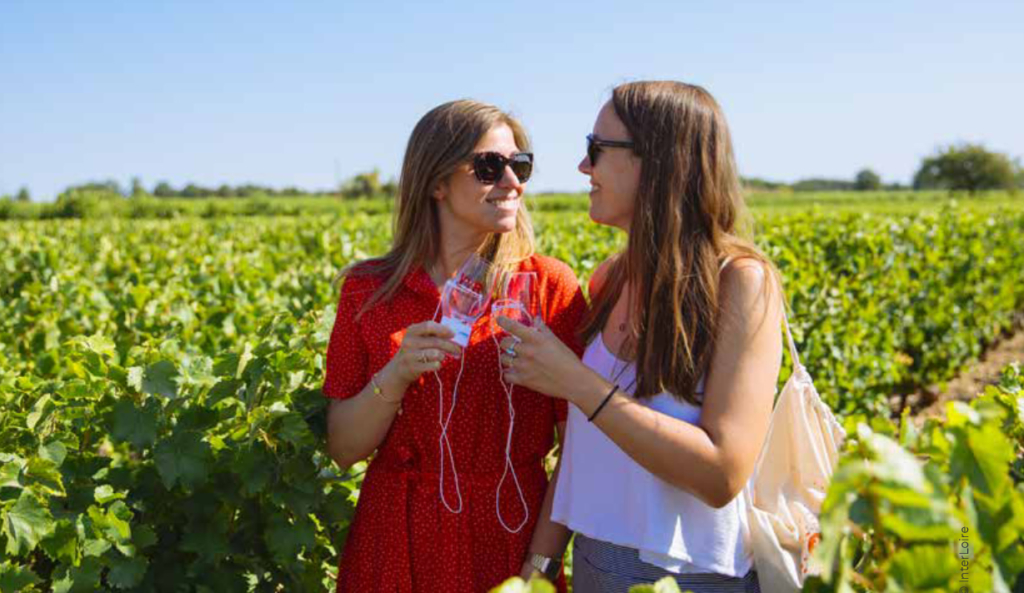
[550,331,753,577]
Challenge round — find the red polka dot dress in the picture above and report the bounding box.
[323,255,587,593]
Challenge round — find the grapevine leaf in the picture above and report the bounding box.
[950,422,1014,496]
[0,460,24,489]
[132,524,157,550]
[107,554,148,589]
[26,394,54,432]
[154,430,212,490]
[38,439,68,467]
[51,556,102,593]
[94,484,126,504]
[127,366,144,392]
[264,512,315,564]
[0,561,42,593]
[181,524,230,559]
[206,379,242,406]
[235,445,273,496]
[887,544,959,589]
[109,398,159,449]
[23,457,65,496]
[39,518,78,565]
[2,490,53,556]
[142,360,179,399]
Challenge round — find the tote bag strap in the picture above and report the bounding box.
[781,305,803,370]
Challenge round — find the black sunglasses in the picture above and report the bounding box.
[586,134,635,165]
[471,151,533,184]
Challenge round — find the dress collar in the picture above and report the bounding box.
[402,264,442,301]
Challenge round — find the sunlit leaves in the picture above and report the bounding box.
[2,490,53,556]
[2,200,1023,591]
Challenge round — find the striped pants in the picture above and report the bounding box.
[572,533,761,593]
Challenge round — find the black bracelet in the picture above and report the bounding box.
[587,384,619,422]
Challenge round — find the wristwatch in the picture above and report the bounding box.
[528,553,562,581]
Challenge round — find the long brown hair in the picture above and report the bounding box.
[338,100,535,316]
[580,81,778,405]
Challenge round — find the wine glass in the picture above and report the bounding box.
[491,271,536,339]
[454,252,495,298]
[441,280,485,352]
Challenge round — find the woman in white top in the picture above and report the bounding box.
[496,81,783,592]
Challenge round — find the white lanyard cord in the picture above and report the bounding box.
[429,298,529,533]
[492,332,530,533]
[432,300,465,514]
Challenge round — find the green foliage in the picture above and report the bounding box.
[914,143,1020,193]
[492,574,689,592]
[488,575,557,593]
[854,168,882,191]
[0,216,383,591]
[792,178,858,192]
[44,189,119,219]
[1,190,1021,220]
[339,169,393,200]
[810,363,1024,592]
[541,205,1024,416]
[130,177,147,199]
[152,181,175,198]
[1,201,1023,590]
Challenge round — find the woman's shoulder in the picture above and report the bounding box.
[523,254,580,286]
[336,260,389,301]
[718,255,781,312]
[719,254,771,282]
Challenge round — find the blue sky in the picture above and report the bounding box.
[2,0,1022,200]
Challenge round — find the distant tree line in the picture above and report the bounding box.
[4,144,1021,204]
[0,171,399,204]
[742,173,901,192]
[745,144,1021,194]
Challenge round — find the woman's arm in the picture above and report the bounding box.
[500,261,782,508]
[326,321,459,469]
[325,360,410,469]
[519,422,573,580]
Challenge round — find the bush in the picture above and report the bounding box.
[914,143,1020,194]
[810,363,1024,592]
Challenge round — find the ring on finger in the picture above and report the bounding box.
[504,345,517,358]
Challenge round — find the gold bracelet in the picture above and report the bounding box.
[371,373,403,414]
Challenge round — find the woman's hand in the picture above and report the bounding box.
[497,316,591,400]
[385,321,462,387]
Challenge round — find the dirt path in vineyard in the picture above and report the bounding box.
[905,313,1024,427]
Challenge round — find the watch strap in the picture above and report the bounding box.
[528,553,561,581]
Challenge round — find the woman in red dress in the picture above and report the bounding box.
[323,99,586,592]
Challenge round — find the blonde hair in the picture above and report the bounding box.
[339,100,535,316]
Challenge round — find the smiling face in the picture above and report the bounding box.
[434,123,526,239]
[578,100,641,231]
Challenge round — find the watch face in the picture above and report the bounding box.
[543,562,561,580]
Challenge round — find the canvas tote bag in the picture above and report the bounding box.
[745,307,846,592]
